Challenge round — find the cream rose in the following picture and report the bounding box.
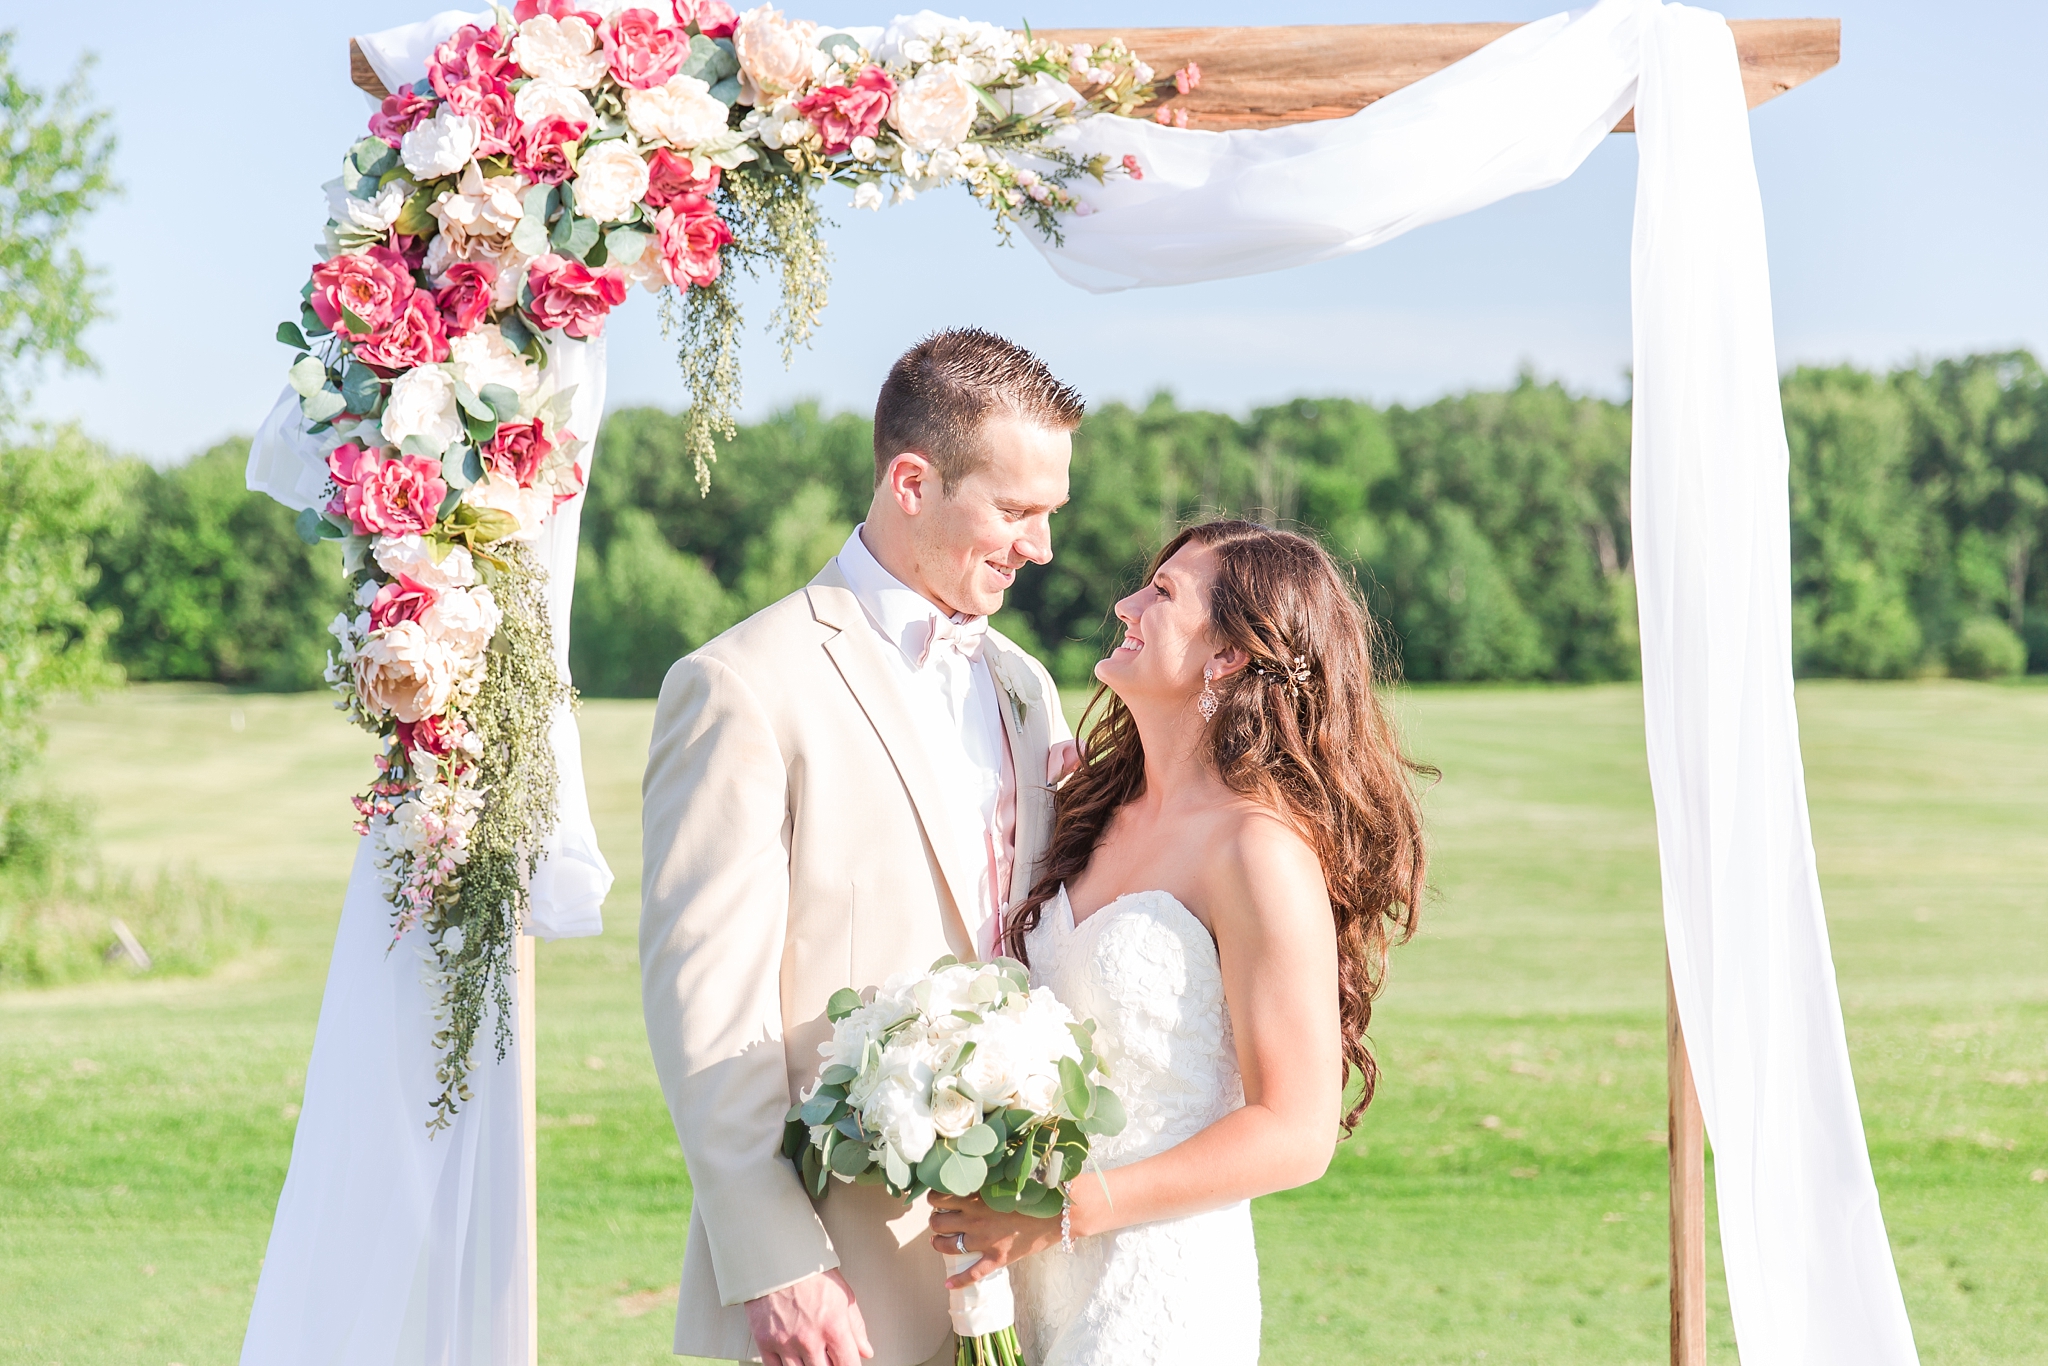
[447,327,540,406]
[512,78,598,132]
[512,14,609,89]
[429,163,524,260]
[374,535,477,591]
[625,75,733,150]
[353,620,458,723]
[570,140,652,223]
[930,1085,980,1139]
[399,108,481,180]
[733,6,820,105]
[891,64,977,152]
[380,366,465,455]
[419,584,501,656]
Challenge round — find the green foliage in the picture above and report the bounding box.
[1947,616,2027,680]
[0,32,117,422]
[89,439,345,690]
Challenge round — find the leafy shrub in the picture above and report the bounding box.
[1947,617,2027,679]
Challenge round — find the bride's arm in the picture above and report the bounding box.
[928,816,1343,1284]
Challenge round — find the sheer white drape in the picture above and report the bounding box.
[1033,4,1917,1362]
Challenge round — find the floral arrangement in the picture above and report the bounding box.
[784,956,1126,1366]
[283,3,1180,1127]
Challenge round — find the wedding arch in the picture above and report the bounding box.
[241,6,1919,1366]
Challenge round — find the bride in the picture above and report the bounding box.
[927,519,1429,1363]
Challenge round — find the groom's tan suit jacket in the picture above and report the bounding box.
[641,560,1061,1365]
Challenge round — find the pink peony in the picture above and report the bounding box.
[524,253,628,338]
[641,147,720,210]
[444,77,520,159]
[328,445,448,537]
[350,289,451,373]
[516,113,587,185]
[651,194,734,289]
[396,712,455,758]
[434,261,499,336]
[605,8,690,89]
[481,418,556,487]
[795,65,895,156]
[309,246,417,338]
[514,0,606,23]
[428,24,517,99]
[369,87,439,147]
[673,0,737,38]
[370,574,440,631]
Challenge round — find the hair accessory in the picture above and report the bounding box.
[1197,667,1220,721]
[1252,652,1315,697]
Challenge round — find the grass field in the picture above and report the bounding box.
[3,680,2045,1365]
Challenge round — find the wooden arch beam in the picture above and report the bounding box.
[351,19,1840,132]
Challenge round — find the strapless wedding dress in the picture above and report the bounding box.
[1010,887,1261,1364]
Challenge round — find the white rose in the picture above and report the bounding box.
[326,176,413,233]
[930,1085,980,1139]
[890,64,977,152]
[1015,1072,1060,1116]
[381,366,465,455]
[900,38,932,65]
[512,15,608,89]
[420,584,501,656]
[353,620,458,723]
[851,181,883,211]
[461,472,552,541]
[447,327,539,405]
[625,75,733,150]
[512,79,598,131]
[399,108,481,180]
[374,535,477,590]
[570,140,651,223]
[848,135,876,162]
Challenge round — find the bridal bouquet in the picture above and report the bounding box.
[784,956,1126,1366]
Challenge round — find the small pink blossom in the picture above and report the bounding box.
[481,418,556,487]
[795,65,895,156]
[1151,105,1188,128]
[369,87,439,147]
[328,445,448,537]
[516,113,587,185]
[309,246,416,338]
[605,8,690,89]
[651,194,734,289]
[673,0,737,38]
[1174,62,1202,95]
[523,253,628,338]
[428,24,517,99]
[1121,153,1144,181]
[434,261,498,337]
[371,574,441,630]
[642,147,720,210]
[350,289,451,373]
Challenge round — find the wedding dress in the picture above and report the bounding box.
[1010,888,1261,1364]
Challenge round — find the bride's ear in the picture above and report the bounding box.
[1209,645,1250,680]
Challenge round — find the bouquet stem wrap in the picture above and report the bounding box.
[941,1253,1014,1337]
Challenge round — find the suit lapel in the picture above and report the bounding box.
[983,634,1053,911]
[807,565,983,954]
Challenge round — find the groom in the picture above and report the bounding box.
[641,329,1082,1366]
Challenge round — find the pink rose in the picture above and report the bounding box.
[651,194,734,289]
[516,113,587,186]
[434,261,498,336]
[481,418,556,486]
[396,713,455,758]
[309,246,416,338]
[370,573,441,631]
[605,8,689,89]
[514,0,606,23]
[673,0,736,39]
[428,24,516,99]
[444,77,520,159]
[369,87,439,147]
[350,289,451,373]
[795,65,895,156]
[642,147,719,210]
[328,445,448,537]
[523,253,628,338]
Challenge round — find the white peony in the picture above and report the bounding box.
[733,6,822,105]
[419,584,502,656]
[889,63,977,151]
[866,1081,937,1163]
[429,163,524,261]
[930,1084,980,1138]
[380,366,465,455]
[625,75,733,150]
[570,140,651,223]
[326,176,414,234]
[461,472,552,541]
[399,108,481,180]
[512,78,598,131]
[512,14,609,89]
[353,620,459,723]
[374,535,477,591]
[447,327,539,406]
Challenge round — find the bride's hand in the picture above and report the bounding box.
[925,1194,1062,1288]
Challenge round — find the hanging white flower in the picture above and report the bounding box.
[399,108,481,180]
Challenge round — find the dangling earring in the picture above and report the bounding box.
[1198,667,1219,721]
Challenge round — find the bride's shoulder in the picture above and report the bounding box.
[1195,803,1328,928]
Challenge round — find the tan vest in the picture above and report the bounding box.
[640,562,1059,1363]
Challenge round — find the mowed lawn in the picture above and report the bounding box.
[3,680,2044,1365]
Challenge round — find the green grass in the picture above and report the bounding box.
[3,680,2045,1364]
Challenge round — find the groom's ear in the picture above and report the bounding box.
[882,451,937,516]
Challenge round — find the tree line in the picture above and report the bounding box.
[16,350,2043,699]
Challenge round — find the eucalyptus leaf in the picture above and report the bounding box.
[884,1144,912,1190]
[605,226,652,266]
[498,312,536,356]
[395,187,437,238]
[937,1151,987,1197]
[708,75,741,106]
[511,208,552,259]
[287,355,328,398]
[1058,1056,1093,1121]
[955,1124,999,1158]
[451,376,490,420]
[557,180,578,218]
[820,1063,859,1087]
[826,987,863,1022]
[829,1136,871,1177]
[915,1143,951,1193]
[437,485,465,519]
[477,383,521,423]
[350,137,398,178]
[339,305,373,337]
[800,1092,838,1126]
[293,507,325,545]
[441,447,477,491]
[1078,1086,1127,1137]
[782,1116,808,1160]
[553,213,600,261]
[399,434,445,461]
[276,321,310,352]
[301,388,347,423]
[463,410,500,449]
[341,363,382,415]
[301,305,328,339]
[801,1142,826,1197]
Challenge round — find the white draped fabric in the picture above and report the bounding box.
[245,3,1919,1362]
[1032,4,1917,1363]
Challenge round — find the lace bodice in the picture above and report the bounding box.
[1008,888,1261,1364]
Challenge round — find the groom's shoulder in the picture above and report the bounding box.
[665,585,835,702]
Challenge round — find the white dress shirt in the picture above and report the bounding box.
[834,526,1068,959]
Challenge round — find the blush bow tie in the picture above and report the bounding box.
[918,612,988,668]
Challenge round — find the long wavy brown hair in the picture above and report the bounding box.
[1004,520,1429,1132]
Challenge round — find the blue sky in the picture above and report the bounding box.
[12,1,2045,464]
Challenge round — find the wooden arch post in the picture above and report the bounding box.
[349,19,1837,1364]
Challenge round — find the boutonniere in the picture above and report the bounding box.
[990,652,1034,732]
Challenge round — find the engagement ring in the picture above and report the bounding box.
[952,1232,968,1254]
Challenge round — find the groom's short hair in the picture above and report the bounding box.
[873,329,1085,491]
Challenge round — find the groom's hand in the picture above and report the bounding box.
[745,1268,873,1366]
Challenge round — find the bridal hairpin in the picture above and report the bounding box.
[1253,653,1315,698]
